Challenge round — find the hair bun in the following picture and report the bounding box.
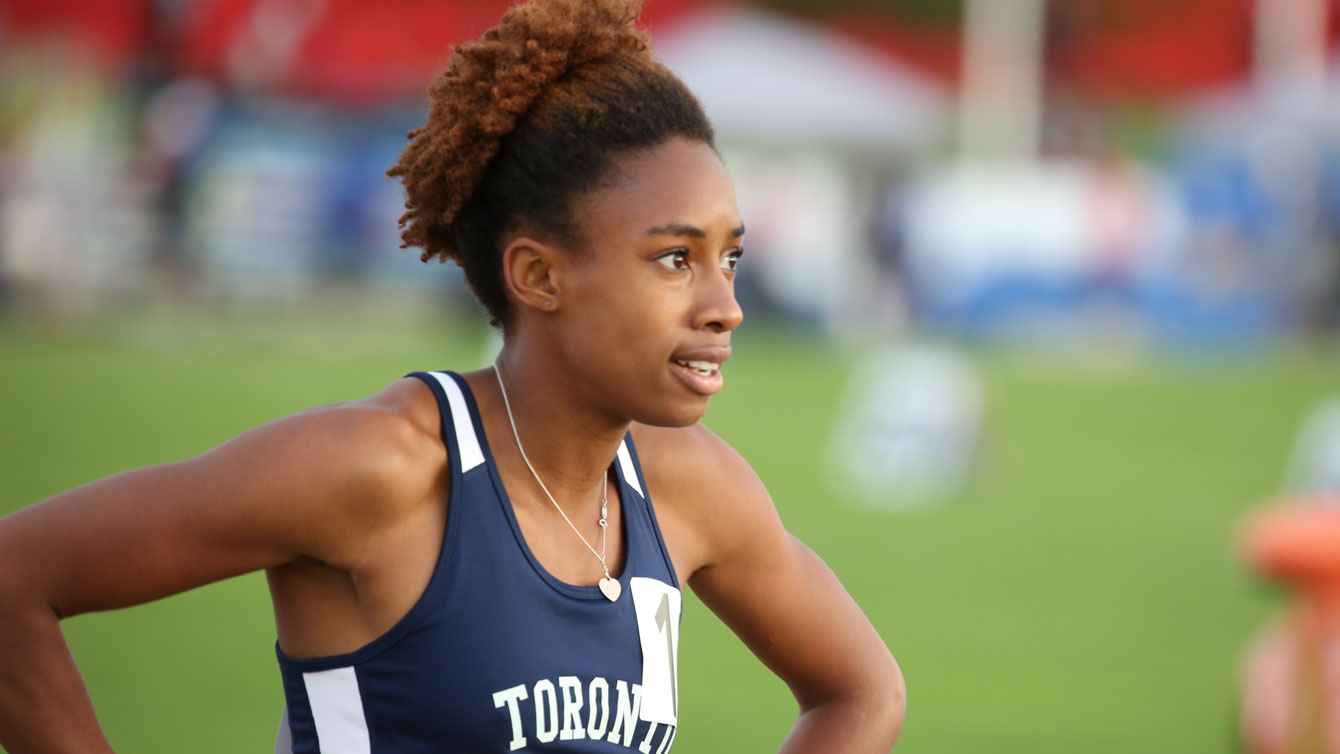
[389,0,649,264]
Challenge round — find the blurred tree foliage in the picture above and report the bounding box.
[758,0,963,26]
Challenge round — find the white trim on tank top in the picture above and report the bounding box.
[617,440,643,498]
[428,371,484,473]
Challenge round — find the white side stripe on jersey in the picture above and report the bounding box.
[429,371,484,474]
[303,667,372,754]
[274,705,292,754]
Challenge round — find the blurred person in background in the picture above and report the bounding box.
[1240,497,1340,754]
[0,1,904,753]
[1240,403,1340,754]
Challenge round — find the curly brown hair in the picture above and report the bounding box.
[387,0,716,327]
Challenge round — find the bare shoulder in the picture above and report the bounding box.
[629,421,761,503]
[241,376,448,543]
[628,422,783,579]
[290,375,445,486]
[159,373,452,576]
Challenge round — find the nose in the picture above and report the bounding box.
[691,267,744,334]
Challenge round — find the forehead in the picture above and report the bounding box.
[576,138,740,239]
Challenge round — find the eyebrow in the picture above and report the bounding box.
[644,222,746,239]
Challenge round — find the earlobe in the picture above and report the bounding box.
[501,237,562,314]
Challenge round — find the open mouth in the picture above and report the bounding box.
[672,359,720,377]
[669,358,724,396]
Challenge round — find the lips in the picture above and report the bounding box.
[670,345,732,366]
[668,345,731,396]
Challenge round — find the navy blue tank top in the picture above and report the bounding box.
[274,371,683,753]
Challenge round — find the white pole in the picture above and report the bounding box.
[957,0,1047,161]
[1253,0,1329,103]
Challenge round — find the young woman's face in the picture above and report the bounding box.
[554,136,745,427]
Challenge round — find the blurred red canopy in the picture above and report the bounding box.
[177,0,466,102]
[173,0,715,103]
[3,0,1335,102]
[0,0,149,65]
[0,0,712,102]
[1046,0,1265,99]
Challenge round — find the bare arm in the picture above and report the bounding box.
[0,385,439,753]
[640,424,905,752]
[697,533,905,753]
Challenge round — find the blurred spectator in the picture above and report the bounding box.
[1240,500,1340,754]
[1239,400,1340,753]
[867,161,915,331]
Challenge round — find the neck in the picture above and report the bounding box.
[486,344,630,504]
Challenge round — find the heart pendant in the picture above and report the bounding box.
[598,576,622,602]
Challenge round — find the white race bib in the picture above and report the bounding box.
[630,577,681,726]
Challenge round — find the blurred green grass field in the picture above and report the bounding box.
[1,311,1334,753]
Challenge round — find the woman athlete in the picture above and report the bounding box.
[0,1,905,751]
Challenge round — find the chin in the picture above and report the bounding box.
[632,397,710,429]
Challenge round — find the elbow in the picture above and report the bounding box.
[838,649,907,748]
[876,653,906,748]
[0,549,59,624]
[789,650,905,752]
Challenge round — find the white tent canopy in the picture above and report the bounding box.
[652,4,948,151]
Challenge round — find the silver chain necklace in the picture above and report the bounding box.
[492,363,621,602]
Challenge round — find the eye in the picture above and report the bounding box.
[721,248,744,272]
[656,249,690,271]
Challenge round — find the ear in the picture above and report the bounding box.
[501,236,564,314]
